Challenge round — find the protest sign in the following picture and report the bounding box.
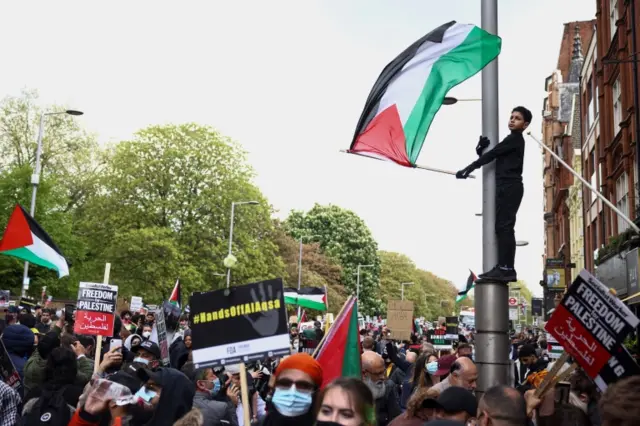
[130,296,143,313]
[0,291,9,308]
[190,278,290,368]
[73,282,118,336]
[0,340,22,395]
[546,269,639,378]
[153,306,170,366]
[445,316,459,341]
[19,296,37,310]
[386,300,413,341]
[593,344,640,391]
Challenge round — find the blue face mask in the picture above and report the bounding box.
[209,379,221,397]
[133,357,149,365]
[426,361,438,375]
[135,386,157,402]
[271,387,313,417]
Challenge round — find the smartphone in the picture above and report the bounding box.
[65,304,75,323]
[110,339,123,352]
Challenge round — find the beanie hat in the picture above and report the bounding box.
[275,353,323,386]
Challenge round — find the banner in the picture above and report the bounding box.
[73,282,119,337]
[546,269,639,378]
[190,278,290,368]
[0,340,22,395]
[154,306,170,366]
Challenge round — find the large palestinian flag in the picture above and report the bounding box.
[0,205,69,277]
[284,287,327,311]
[349,21,501,167]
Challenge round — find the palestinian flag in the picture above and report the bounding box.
[314,297,361,387]
[456,270,477,303]
[284,287,327,311]
[169,279,181,308]
[350,22,501,167]
[0,205,69,277]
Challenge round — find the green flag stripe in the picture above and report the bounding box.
[1,247,59,271]
[403,26,501,163]
[341,300,362,377]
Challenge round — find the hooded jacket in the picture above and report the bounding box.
[1,324,34,381]
[143,367,196,426]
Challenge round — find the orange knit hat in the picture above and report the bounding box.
[275,353,323,386]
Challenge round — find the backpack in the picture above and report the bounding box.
[25,386,72,426]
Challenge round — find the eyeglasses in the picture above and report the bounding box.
[274,378,316,393]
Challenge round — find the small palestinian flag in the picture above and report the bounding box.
[314,297,361,387]
[0,205,69,277]
[169,279,181,308]
[284,287,327,311]
[456,270,477,303]
[349,22,501,167]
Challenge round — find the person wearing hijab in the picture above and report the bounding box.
[262,353,323,426]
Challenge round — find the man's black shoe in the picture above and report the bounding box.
[476,267,518,284]
[478,265,498,279]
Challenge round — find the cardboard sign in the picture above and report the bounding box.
[73,282,119,337]
[546,270,639,378]
[190,278,290,368]
[386,300,414,341]
[0,340,22,395]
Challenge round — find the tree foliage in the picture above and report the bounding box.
[378,251,460,319]
[272,222,347,316]
[284,204,380,314]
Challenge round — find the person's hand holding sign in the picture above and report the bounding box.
[243,281,281,336]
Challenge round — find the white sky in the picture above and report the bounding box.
[0,0,596,297]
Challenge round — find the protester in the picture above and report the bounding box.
[316,377,375,426]
[190,366,239,426]
[361,351,401,426]
[389,387,440,426]
[431,357,477,393]
[476,385,528,426]
[0,381,21,426]
[428,387,477,424]
[1,324,35,383]
[263,353,323,426]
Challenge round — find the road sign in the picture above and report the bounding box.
[508,297,517,306]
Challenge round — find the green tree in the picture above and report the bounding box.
[0,90,101,297]
[273,223,347,316]
[75,123,285,299]
[284,204,380,314]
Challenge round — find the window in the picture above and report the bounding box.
[610,0,619,40]
[590,150,596,205]
[616,172,629,232]
[587,77,594,131]
[613,78,622,134]
[594,84,599,116]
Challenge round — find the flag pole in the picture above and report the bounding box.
[313,296,353,358]
[94,263,111,374]
[340,150,476,179]
[527,131,640,233]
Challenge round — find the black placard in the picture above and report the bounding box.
[595,344,640,390]
[190,278,290,368]
[531,298,543,317]
[0,340,22,395]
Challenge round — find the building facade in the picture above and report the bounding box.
[542,22,593,313]
[587,0,640,308]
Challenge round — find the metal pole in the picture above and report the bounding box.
[226,202,236,288]
[356,265,361,300]
[297,237,303,290]
[22,113,46,297]
[476,0,510,395]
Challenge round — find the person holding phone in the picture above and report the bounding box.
[191,367,240,426]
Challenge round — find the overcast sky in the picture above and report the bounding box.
[0,0,596,297]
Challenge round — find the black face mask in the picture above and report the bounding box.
[316,421,348,426]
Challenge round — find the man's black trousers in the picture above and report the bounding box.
[495,181,523,269]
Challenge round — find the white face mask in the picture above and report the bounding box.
[142,331,151,338]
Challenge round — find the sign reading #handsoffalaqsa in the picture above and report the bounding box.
[73,282,118,337]
[190,278,290,368]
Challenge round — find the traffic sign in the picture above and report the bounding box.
[508,297,517,306]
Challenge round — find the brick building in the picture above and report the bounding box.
[541,21,594,314]
[583,0,640,305]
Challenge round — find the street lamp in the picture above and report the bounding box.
[297,235,321,289]
[356,264,374,300]
[401,282,413,300]
[22,109,84,296]
[225,200,259,288]
[443,97,482,105]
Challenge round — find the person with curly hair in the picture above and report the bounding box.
[389,387,440,426]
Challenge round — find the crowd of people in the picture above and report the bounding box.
[0,306,638,426]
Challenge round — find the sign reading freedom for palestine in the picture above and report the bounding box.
[190,278,290,368]
[546,269,639,382]
[73,282,118,337]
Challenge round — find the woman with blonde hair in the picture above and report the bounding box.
[315,377,376,426]
[389,387,440,426]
